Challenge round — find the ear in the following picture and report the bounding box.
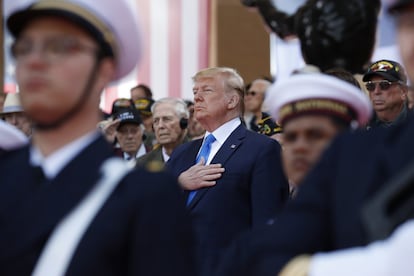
[227,93,240,110]
[94,58,116,92]
[401,85,408,101]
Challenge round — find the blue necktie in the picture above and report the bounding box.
[187,134,216,205]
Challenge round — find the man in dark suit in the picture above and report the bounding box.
[215,1,414,276]
[167,67,289,275]
[0,1,195,275]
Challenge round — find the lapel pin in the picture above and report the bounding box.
[231,144,236,149]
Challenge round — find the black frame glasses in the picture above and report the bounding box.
[365,80,402,92]
[11,36,99,62]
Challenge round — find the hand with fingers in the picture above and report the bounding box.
[178,158,225,190]
[98,118,121,144]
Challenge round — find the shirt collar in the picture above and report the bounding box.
[30,131,100,180]
[162,146,170,162]
[207,117,241,145]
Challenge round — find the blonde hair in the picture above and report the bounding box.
[192,67,245,115]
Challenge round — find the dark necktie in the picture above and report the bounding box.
[187,134,216,205]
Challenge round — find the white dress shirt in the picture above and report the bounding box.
[201,117,241,165]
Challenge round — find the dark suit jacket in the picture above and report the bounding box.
[216,114,414,276]
[167,124,289,274]
[0,136,195,276]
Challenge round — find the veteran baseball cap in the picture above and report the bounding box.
[363,60,407,84]
[134,98,155,117]
[111,98,135,117]
[6,0,142,81]
[257,116,282,136]
[115,109,142,129]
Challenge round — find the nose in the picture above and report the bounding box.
[194,91,203,102]
[157,120,166,129]
[291,136,309,153]
[372,84,382,94]
[153,119,165,130]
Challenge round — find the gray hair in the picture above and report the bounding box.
[151,97,189,119]
[192,67,245,94]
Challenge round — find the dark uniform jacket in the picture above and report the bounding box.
[0,135,195,276]
[216,113,414,276]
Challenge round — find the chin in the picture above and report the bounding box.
[290,170,308,186]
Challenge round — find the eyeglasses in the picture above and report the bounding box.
[11,36,99,62]
[365,80,401,92]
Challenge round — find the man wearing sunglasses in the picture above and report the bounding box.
[244,78,275,132]
[363,59,409,129]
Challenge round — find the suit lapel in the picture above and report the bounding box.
[210,125,245,165]
[187,126,246,209]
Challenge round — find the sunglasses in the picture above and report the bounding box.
[365,80,400,92]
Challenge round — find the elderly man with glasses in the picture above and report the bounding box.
[363,59,409,129]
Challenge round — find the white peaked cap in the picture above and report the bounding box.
[6,0,142,81]
[266,73,372,127]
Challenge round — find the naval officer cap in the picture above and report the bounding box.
[6,0,142,81]
[266,73,372,128]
